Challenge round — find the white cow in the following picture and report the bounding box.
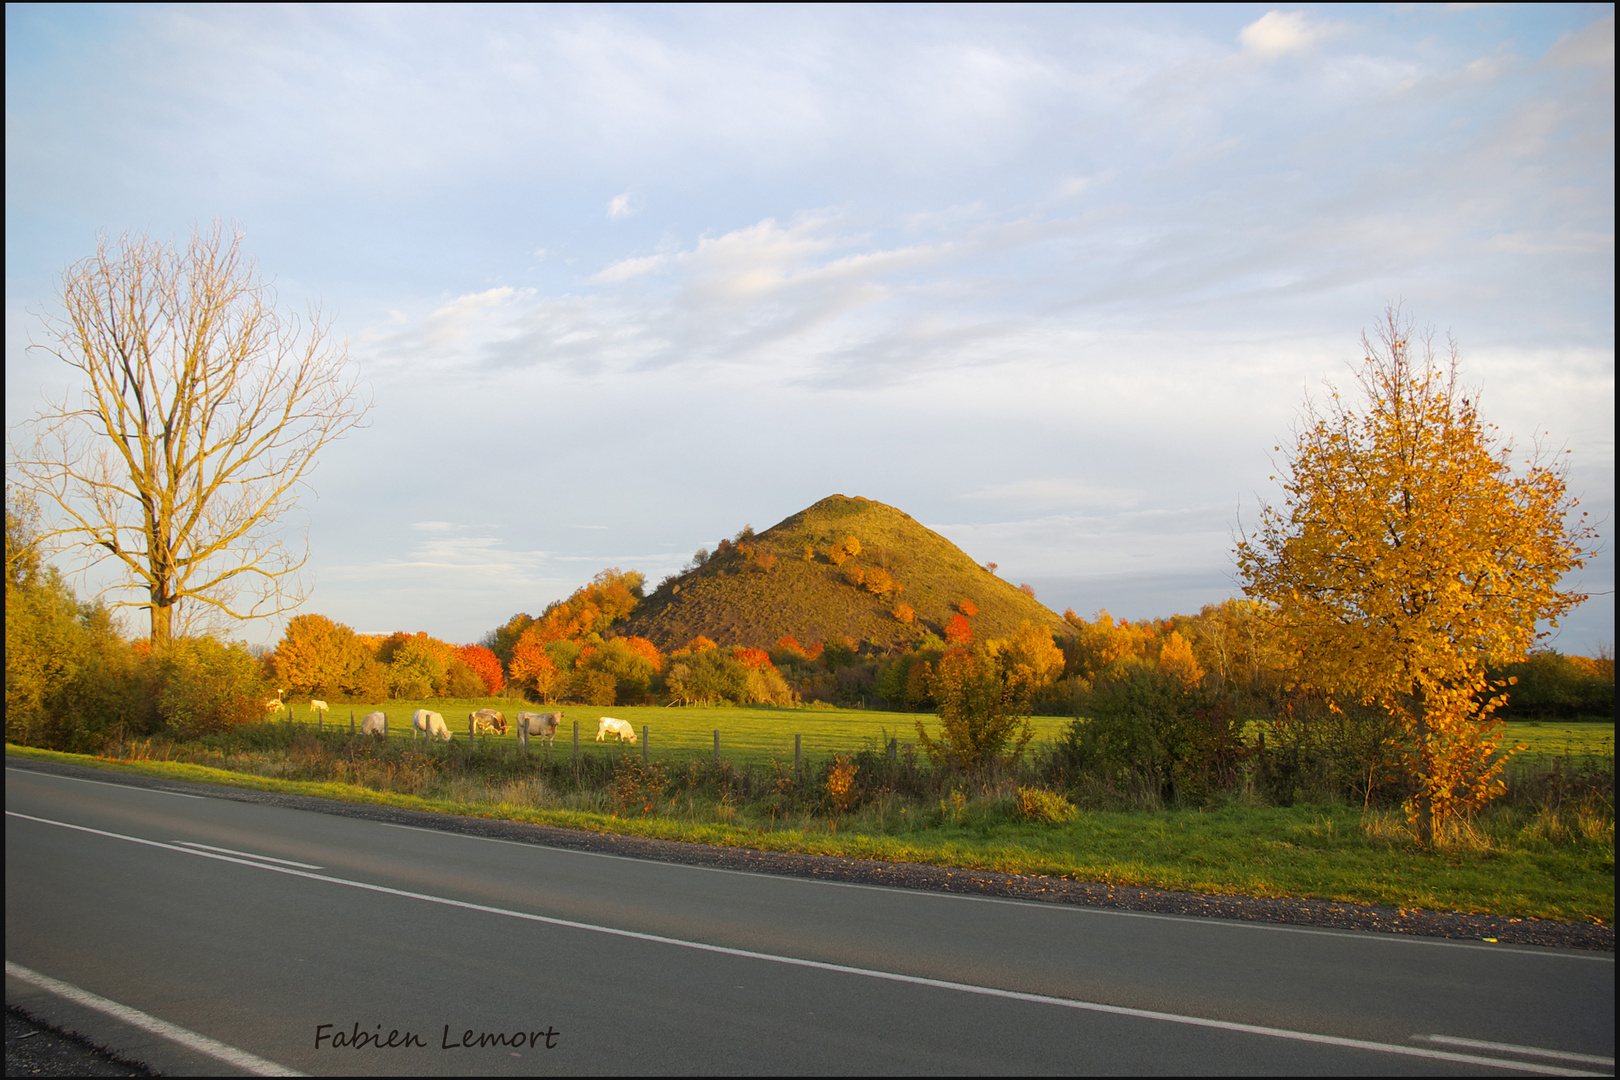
[360,711,387,736]
[412,708,452,742]
[596,716,637,744]
[264,698,285,713]
[310,699,329,716]
[516,711,563,748]
[471,708,508,736]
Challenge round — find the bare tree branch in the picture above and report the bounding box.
[8,222,372,647]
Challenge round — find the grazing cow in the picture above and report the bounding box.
[264,698,285,713]
[596,716,637,744]
[515,711,563,748]
[361,711,387,736]
[471,708,508,736]
[412,708,452,742]
[310,699,329,716]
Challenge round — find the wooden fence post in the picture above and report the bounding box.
[713,730,720,766]
[795,734,802,784]
[468,713,475,749]
[573,720,579,763]
[350,711,355,736]
[642,726,648,766]
[888,738,897,766]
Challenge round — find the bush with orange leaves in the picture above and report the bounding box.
[455,643,505,695]
[945,613,973,646]
[772,635,808,665]
[863,567,896,597]
[510,626,563,701]
[894,602,915,625]
[733,647,773,670]
[957,599,978,618]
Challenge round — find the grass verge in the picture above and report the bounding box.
[8,741,1611,925]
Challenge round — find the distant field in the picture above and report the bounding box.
[269,699,1074,764]
[274,701,1612,764]
[1503,719,1615,759]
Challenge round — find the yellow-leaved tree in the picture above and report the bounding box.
[1237,308,1595,844]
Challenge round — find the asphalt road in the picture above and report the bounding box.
[5,765,1614,1076]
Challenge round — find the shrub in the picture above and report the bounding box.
[153,635,267,739]
[917,646,1034,773]
[1016,786,1076,825]
[456,643,505,695]
[1063,666,1247,803]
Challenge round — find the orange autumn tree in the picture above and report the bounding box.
[456,643,505,695]
[1237,308,1596,845]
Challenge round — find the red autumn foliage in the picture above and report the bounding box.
[945,613,974,646]
[957,599,978,617]
[456,643,505,694]
[1019,583,1036,599]
[805,641,826,661]
[733,647,773,670]
[620,635,664,672]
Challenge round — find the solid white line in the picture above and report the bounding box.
[6,809,1605,1077]
[5,767,204,798]
[172,841,322,869]
[14,765,1610,962]
[1419,1035,1616,1066]
[371,821,1614,961]
[5,961,303,1076]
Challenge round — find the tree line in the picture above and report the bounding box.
[3,223,1605,845]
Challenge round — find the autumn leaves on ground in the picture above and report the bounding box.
[6,308,1613,924]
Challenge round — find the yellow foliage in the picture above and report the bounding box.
[1236,309,1596,843]
[1158,631,1204,687]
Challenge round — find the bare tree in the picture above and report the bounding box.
[9,223,370,648]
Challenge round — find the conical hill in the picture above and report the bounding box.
[621,495,1067,652]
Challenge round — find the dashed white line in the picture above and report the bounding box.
[172,841,323,869]
[7,809,1607,1077]
[1418,1035,1615,1067]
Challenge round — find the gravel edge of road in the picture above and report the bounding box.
[5,1006,155,1077]
[8,756,1612,952]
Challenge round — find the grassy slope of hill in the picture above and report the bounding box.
[622,494,1069,651]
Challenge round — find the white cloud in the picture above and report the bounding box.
[1239,11,1337,59]
[607,192,639,219]
[1542,16,1614,68]
[591,252,669,283]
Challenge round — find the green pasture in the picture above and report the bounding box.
[1503,719,1615,760]
[273,700,1613,764]
[269,699,1075,764]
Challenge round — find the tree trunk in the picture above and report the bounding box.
[1412,694,1434,847]
[149,587,173,650]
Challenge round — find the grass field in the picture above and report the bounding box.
[273,699,1076,764]
[275,698,1611,765]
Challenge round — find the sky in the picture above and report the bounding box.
[5,4,1614,655]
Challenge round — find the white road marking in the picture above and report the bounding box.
[172,841,322,869]
[371,821,1614,961]
[7,809,1607,1077]
[1418,1035,1616,1066]
[11,765,1609,962]
[5,960,304,1076]
[5,767,204,798]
